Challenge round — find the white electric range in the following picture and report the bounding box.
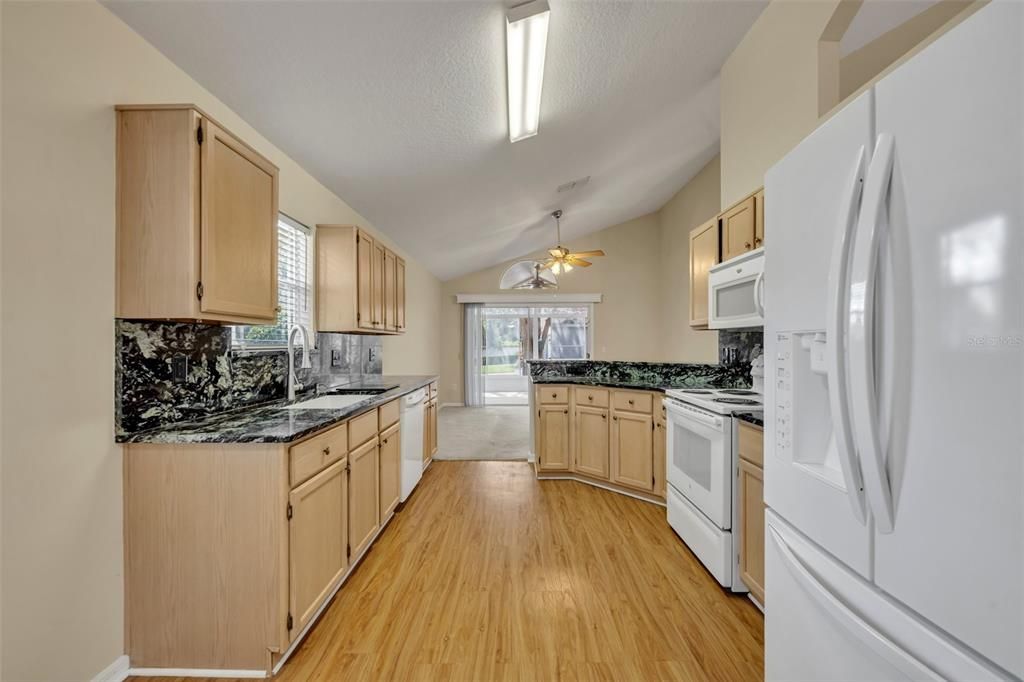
[663,386,762,592]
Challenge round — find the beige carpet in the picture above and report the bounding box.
[436,406,530,461]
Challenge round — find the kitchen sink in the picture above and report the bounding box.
[281,394,372,410]
[322,386,397,395]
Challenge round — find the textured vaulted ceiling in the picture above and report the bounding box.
[105,0,766,280]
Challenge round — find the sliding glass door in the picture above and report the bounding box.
[472,304,591,406]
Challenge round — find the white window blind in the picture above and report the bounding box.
[231,214,312,349]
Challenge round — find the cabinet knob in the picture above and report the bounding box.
[383,438,388,444]
[628,399,634,405]
[552,392,557,398]
[754,237,762,245]
[601,414,606,420]
[323,446,331,456]
[563,409,568,414]
[744,242,752,249]
[588,395,593,401]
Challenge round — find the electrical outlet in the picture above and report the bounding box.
[331,349,343,367]
[171,355,188,382]
[368,347,378,363]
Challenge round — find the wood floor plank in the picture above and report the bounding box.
[129,461,763,681]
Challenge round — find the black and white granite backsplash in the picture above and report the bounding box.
[719,330,763,366]
[115,320,382,437]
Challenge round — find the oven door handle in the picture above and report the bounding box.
[664,400,723,430]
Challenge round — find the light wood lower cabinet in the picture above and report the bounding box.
[430,398,439,456]
[122,388,439,671]
[654,406,667,497]
[379,423,401,522]
[537,404,571,471]
[611,411,655,492]
[348,436,380,561]
[574,405,609,478]
[289,459,348,638]
[738,421,765,605]
[423,397,438,463]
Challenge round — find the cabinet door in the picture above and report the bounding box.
[720,194,756,262]
[654,412,667,497]
[574,406,609,479]
[199,119,278,320]
[379,424,401,522]
[356,231,375,331]
[423,401,432,463]
[538,405,570,471]
[289,459,348,638]
[371,241,386,330]
[395,257,406,332]
[689,218,718,327]
[384,249,397,331]
[611,412,654,491]
[430,399,439,456]
[348,438,380,561]
[753,188,765,249]
[739,459,765,605]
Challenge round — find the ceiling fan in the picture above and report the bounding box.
[499,260,558,290]
[541,209,604,274]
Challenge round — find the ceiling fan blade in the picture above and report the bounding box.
[509,275,537,289]
[568,250,605,258]
[540,259,559,270]
[566,257,592,267]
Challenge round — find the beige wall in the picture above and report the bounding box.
[439,213,662,405]
[658,155,721,364]
[719,0,844,209]
[440,154,724,406]
[0,2,440,680]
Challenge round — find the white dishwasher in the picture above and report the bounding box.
[399,388,427,501]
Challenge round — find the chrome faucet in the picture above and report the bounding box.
[287,324,313,401]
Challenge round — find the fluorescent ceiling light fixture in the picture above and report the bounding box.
[506,0,550,143]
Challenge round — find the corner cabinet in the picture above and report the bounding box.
[116,105,279,323]
[532,385,667,501]
[317,225,406,334]
[689,218,719,328]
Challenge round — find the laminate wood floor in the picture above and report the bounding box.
[136,461,763,681]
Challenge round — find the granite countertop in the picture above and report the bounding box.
[118,375,437,445]
[531,375,723,393]
[734,411,764,428]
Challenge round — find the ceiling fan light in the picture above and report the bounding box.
[550,261,562,275]
[506,0,550,143]
[562,262,573,273]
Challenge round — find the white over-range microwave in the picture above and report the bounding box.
[707,247,764,329]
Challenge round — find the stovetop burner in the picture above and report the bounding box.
[719,389,758,395]
[713,398,761,405]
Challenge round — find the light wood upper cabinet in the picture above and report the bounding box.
[379,423,401,523]
[316,225,405,334]
[384,249,397,331]
[116,105,279,323]
[689,218,719,328]
[574,406,609,479]
[289,459,348,639]
[538,404,571,472]
[754,189,765,250]
[721,194,756,262]
[395,257,406,332]
[611,411,654,492]
[348,437,380,561]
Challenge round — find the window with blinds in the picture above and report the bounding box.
[231,214,313,349]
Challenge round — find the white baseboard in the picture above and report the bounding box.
[129,668,265,678]
[92,655,130,682]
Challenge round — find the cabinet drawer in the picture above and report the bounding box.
[574,386,609,408]
[738,421,764,467]
[612,390,653,414]
[290,422,348,487]
[538,386,568,404]
[378,399,400,431]
[429,382,438,399]
[348,409,379,450]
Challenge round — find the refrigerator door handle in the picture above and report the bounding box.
[753,271,765,317]
[768,525,941,680]
[848,133,897,534]
[826,145,868,524]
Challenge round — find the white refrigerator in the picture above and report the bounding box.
[763,2,1022,680]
